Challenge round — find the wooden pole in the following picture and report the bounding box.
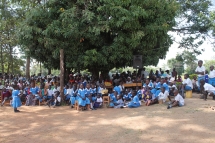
[60,49,64,101]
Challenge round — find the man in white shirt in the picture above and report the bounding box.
[167,89,184,109]
[200,80,215,100]
[195,60,205,88]
[141,68,149,79]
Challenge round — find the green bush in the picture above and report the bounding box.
[189,74,197,80]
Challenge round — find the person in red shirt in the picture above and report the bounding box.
[1,87,11,106]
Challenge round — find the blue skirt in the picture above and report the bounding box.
[12,97,22,108]
[128,101,140,108]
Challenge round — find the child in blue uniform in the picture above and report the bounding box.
[127,91,140,108]
[70,84,78,108]
[85,83,95,110]
[123,90,131,101]
[78,84,90,111]
[11,85,22,112]
[109,91,117,108]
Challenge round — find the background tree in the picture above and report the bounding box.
[167,58,184,75]
[204,60,215,71]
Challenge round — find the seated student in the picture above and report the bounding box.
[38,83,47,103]
[151,78,161,95]
[126,77,133,83]
[77,84,90,111]
[1,87,11,106]
[200,80,215,100]
[85,83,95,110]
[94,94,103,108]
[53,91,61,108]
[70,83,79,108]
[126,90,140,108]
[91,83,97,102]
[168,82,177,101]
[136,86,142,100]
[158,87,169,102]
[65,84,72,103]
[109,91,117,108]
[113,83,121,95]
[114,95,124,108]
[181,74,193,98]
[144,90,152,106]
[167,89,185,109]
[123,90,131,101]
[153,79,169,98]
[29,82,39,106]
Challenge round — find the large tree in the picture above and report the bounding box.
[18,0,177,76]
[17,0,214,77]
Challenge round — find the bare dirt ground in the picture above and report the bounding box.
[0,93,215,143]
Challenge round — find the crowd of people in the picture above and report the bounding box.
[1,60,215,113]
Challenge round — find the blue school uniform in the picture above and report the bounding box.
[30,87,39,95]
[12,90,22,108]
[91,88,97,101]
[85,88,93,103]
[123,94,131,101]
[205,74,209,83]
[109,93,117,107]
[151,82,160,95]
[128,95,140,108]
[155,83,169,98]
[70,89,78,105]
[64,88,71,100]
[78,89,90,106]
[113,86,121,95]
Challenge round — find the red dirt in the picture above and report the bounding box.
[0,93,215,143]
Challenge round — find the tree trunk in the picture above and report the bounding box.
[26,56,30,79]
[90,68,99,81]
[40,62,42,74]
[48,68,51,75]
[0,44,4,73]
[60,49,64,101]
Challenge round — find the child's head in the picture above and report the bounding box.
[114,91,118,96]
[80,83,84,89]
[184,74,189,79]
[205,70,208,74]
[97,94,101,98]
[161,87,165,93]
[117,95,122,100]
[198,60,203,67]
[86,83,90,89]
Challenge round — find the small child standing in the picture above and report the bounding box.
[11,85,22,112]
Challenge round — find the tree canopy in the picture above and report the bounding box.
[11,0,215,75]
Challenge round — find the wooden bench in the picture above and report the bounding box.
[123,83,142,88]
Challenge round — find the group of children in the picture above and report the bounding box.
[1,73,189,113]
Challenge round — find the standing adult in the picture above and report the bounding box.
[195,60,205,88]
[141,68,149,79]
[172,68,178,81]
